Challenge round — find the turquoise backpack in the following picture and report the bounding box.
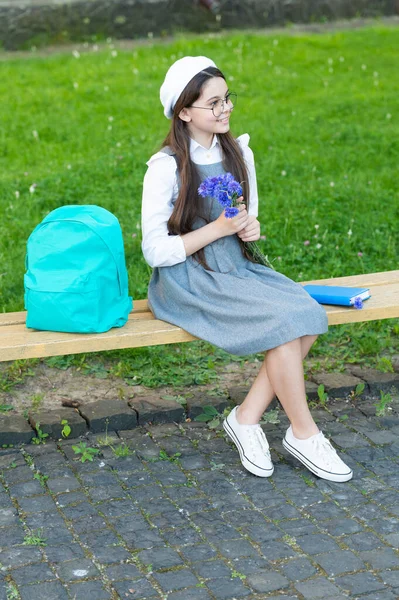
[24,205,133,333]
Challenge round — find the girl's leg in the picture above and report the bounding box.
[237,335,318,439]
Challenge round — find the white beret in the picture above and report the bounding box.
[160,56,217,119]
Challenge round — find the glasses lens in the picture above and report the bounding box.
[212,99,224,118]
[212,93,237,117]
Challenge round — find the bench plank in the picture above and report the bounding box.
[1,271,398,362]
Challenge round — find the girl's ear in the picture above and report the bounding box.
[178,107,191,123]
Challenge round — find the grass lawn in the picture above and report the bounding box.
[0,24,398,391]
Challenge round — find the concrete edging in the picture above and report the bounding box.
[1,366,398,446]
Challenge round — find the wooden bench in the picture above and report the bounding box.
[1,270,398,363]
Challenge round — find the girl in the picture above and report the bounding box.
[141,56,352,483]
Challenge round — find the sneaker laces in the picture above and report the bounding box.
[246,425,271,460]
[312,433,343,469]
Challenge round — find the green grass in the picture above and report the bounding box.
[0,25,398,386]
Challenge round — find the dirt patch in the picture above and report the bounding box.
[0,358,262,416]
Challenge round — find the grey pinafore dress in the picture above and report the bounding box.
[147,148,328,356]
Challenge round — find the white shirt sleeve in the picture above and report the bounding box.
[141,152,187,268]
[236,133,259,218]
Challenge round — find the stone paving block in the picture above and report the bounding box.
[230,556,271,575]
[278,519,318,537]
[360,547,399,569]
[335,571,387,595]
[295,576,343,598]
[0,525,26,547]
[129,395,184,425]
[0,415,34,445]
[327,487,368,507]
[279,557,317,581]
[159,526,203,547]
[379,570,399,587]
[0,547,43,569]
[3,465,35,485]
[258,540,298,561]
[44,543,86,563]
[19,580,70,600]
[10,561,56,584]
[311,371,365,397]
[246,570,290,593]
[117,429,161,458]
[322,517,364,536]
[368,517,399,535]
[167,588,213,600]
[28,408,87,439]
[87,484,127,502]
[178,543,217,562]
[152,568,199,592]
[25,510,65,530]
[349,366,399,394]
[343,531,384,552]
[39,528,74,547]
[105,563,142,580]
[215,538,259,559]
[62,501,99,520]
[150,510,190,529]
[46,476,82,494]
[8,479,44,498]
[295,534,340,555]
[205,576,251,598]
[138,547,184,570]
[304,501,347,521]
[383,533,399,547]
[55,558,101,581]
[192,559,232,579]
[91,544,132,565]
[314,549,365,575]
[356,592,399,600]
[79,399,137,433]
[68,580,112,599]
[0,506,18,527]
[363,429,399,445]
[186,392,229,420]
[240,523,283,544]
[110,577,160,599]
[122,528,166,549]
[330,431,370,448]
[17,495,57,513]
[370,489,399,506]
[72,515,109,534]
[262,596,301,600]
[95,498,138,519]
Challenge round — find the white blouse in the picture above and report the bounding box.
[141,133,259,268]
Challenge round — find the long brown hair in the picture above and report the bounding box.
[160,66,257,270]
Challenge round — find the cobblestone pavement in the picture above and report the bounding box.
[0,402,399,600]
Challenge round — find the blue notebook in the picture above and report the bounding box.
[303,285,371,307]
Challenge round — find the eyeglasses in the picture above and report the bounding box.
[190,92,237,118]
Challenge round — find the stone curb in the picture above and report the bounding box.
[1,368,398,446]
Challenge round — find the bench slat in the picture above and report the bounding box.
[0,279,398,362]
[300,270,399,287]
[1,270,397,328]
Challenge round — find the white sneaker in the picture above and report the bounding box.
[223,406,274,478]
[283,425,353,483]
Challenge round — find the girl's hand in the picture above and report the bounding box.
[214,198,249,238]
[237,216,261,242]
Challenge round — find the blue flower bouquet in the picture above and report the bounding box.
[198,173,274,270]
